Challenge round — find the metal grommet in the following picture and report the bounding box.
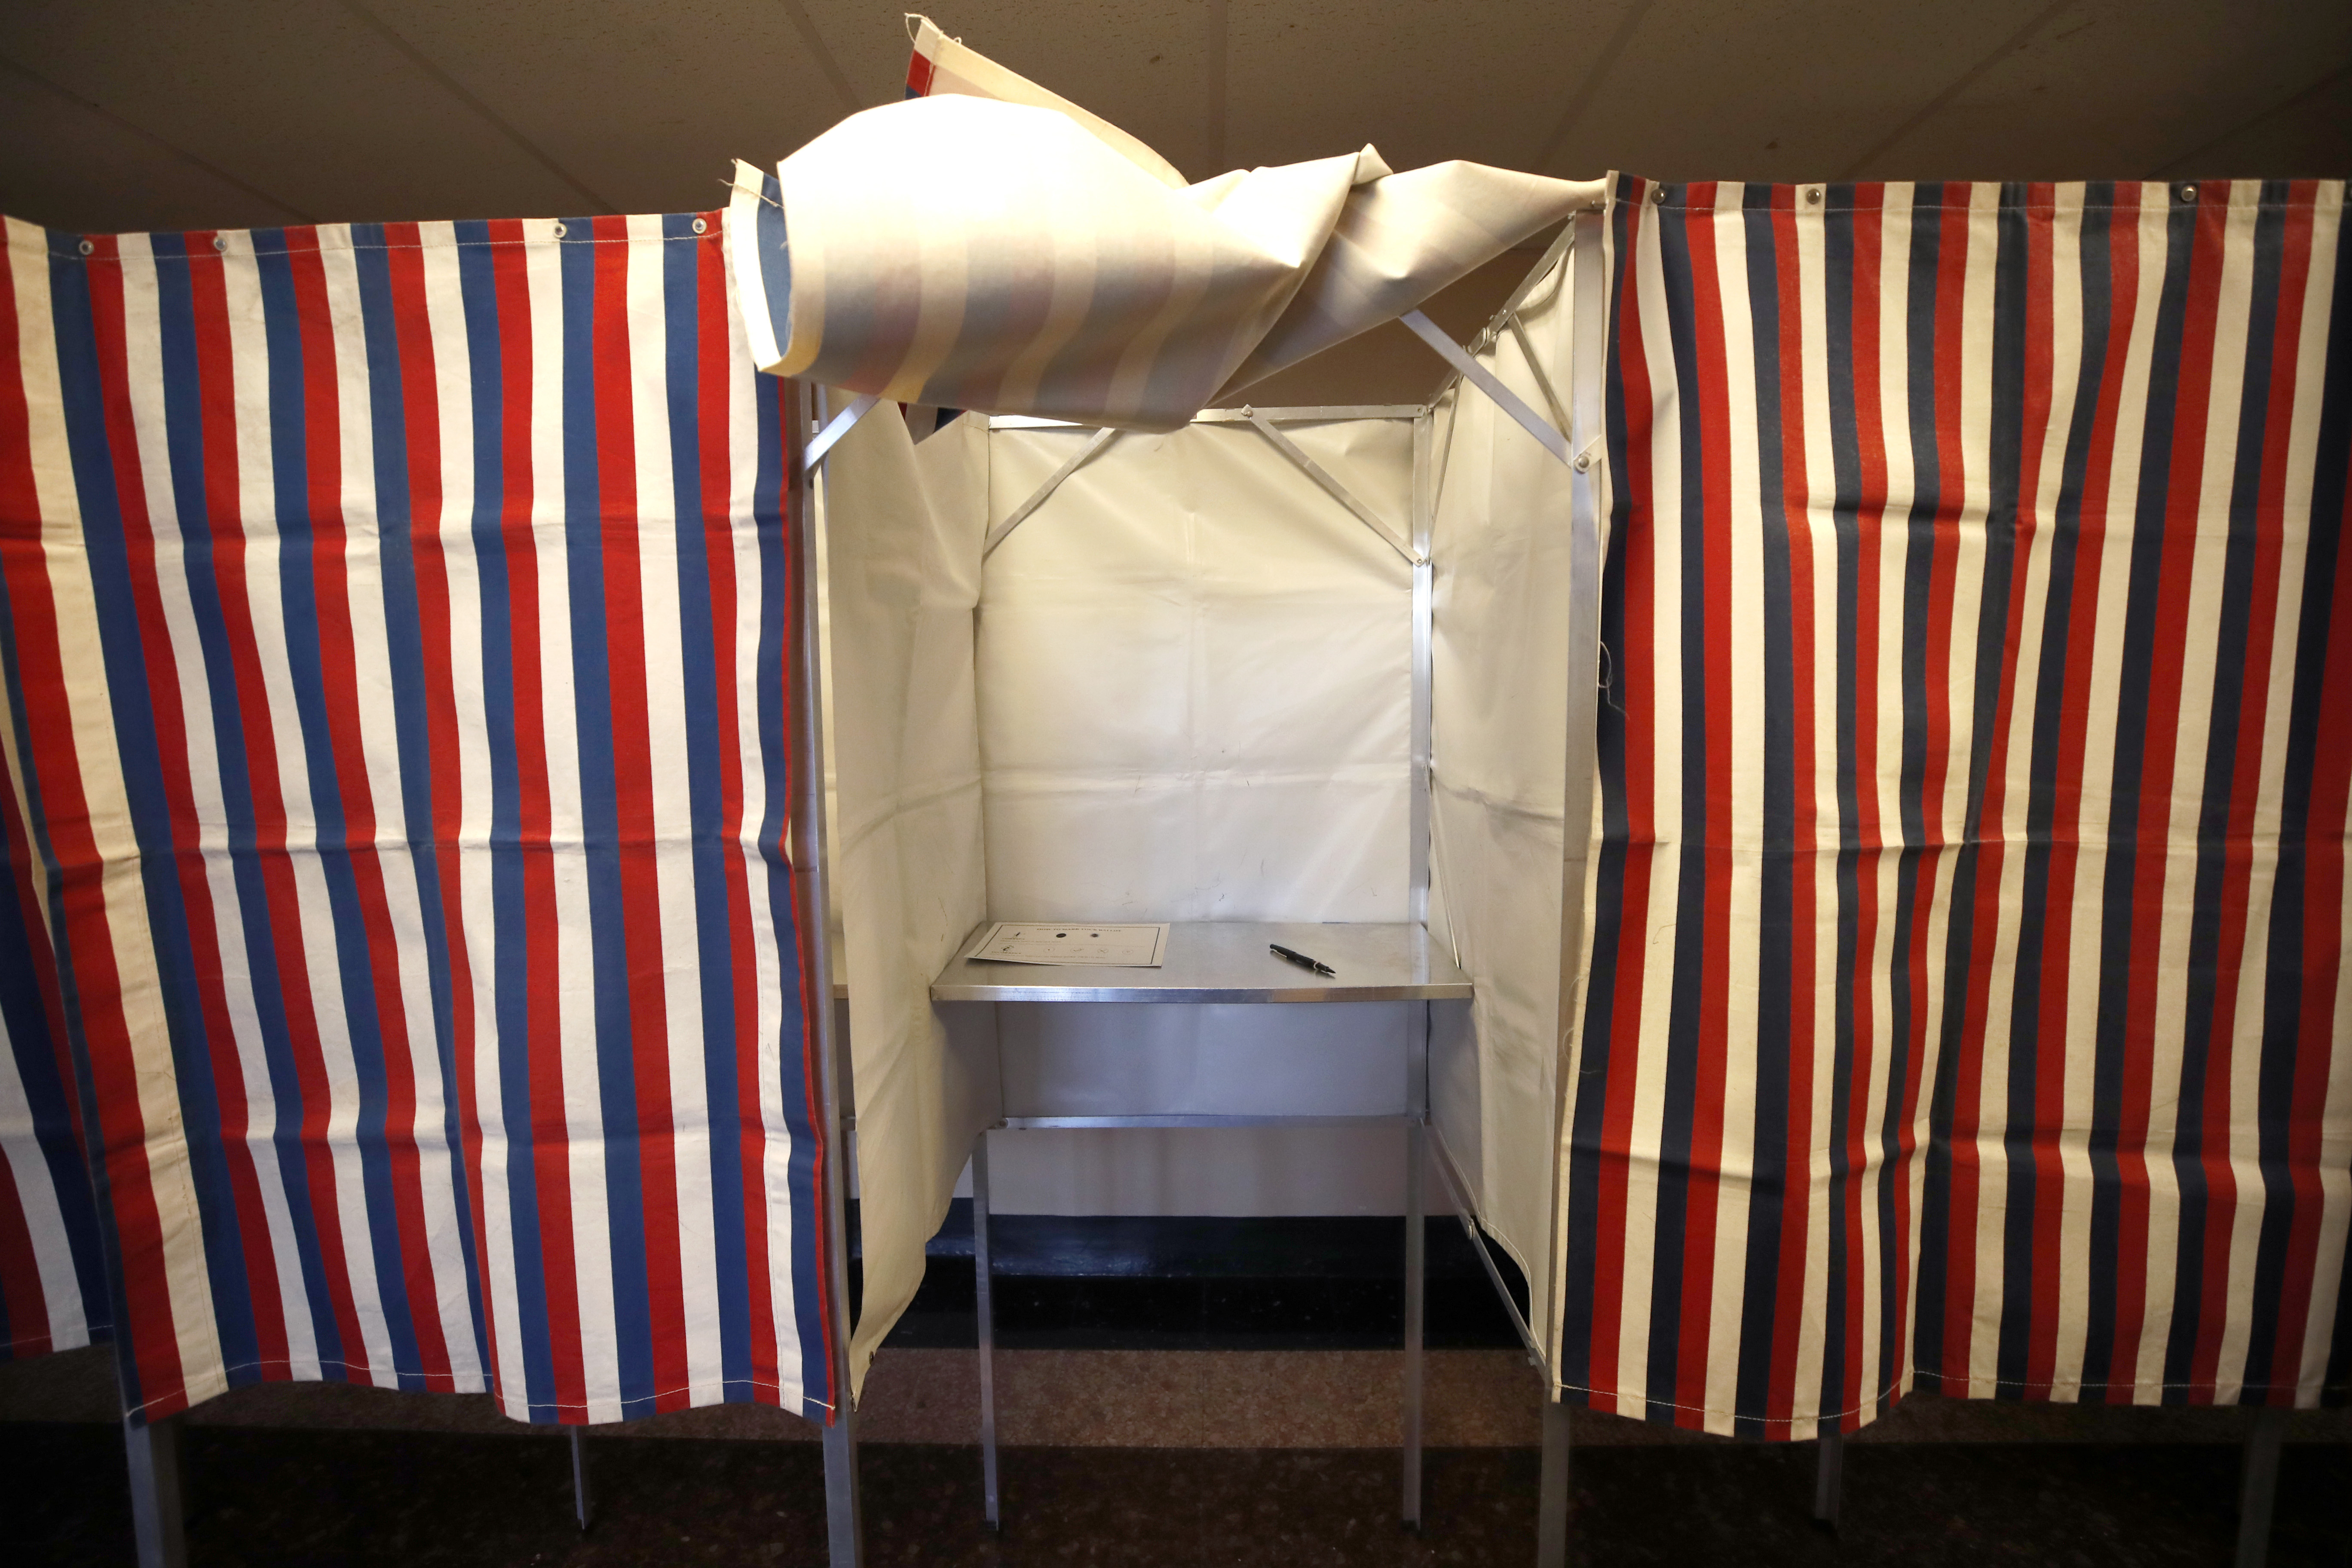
[692,216,708,235]
[77,238,94,257]
[1651,184,1668,205]
[212,235,228,253]
[2178,183,2198,203]
[1573,453,1593,473]
[1805,186,1824,206]
[552,220,568,239]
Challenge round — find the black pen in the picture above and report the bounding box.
[1268,943,1336,977]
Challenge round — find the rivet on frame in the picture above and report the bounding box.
[2178,183,2198,203]
[1651,185,1668,205]
[212,235,228,252]
[552,220,569,239]
[692,216,708,234]
[1573,453,1593,473]
[1805,186,1824,206]
[77,238,95,257]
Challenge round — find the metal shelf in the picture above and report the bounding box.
[929,921,1471,1004]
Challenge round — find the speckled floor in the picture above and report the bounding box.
[4,1423,2348,1567]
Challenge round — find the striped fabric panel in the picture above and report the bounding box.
[0,212,834,1426]
[0,675,110,1361]
[1557,177,2352,1437]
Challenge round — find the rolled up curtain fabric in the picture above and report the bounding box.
[725,20,1603,429]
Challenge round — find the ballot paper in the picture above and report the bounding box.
[968,922,1168,967]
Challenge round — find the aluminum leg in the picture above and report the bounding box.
[1535,1394,1571,1568]
[2234,1406,2288,1568]
[823,1408,863,1568]
[1402,1120,1426,1529]
[973,1133,1001,1530]
[569,1426,593,1531]
[1813,1425,1844,1530]
[125,1415,187,1568]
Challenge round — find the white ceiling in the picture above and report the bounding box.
[2,0,2346,238]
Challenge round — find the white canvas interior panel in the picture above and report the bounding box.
[819,408,997,1390]
[979,417,1415,922]
[1427,246,1577,1342]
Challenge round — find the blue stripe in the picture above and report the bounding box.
[556,224,657,1417]
[662,216,755,1399]
[451,220,557,1416]
[753,175,791,362]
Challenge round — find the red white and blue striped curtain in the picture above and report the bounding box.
[0,211,836,1426]
[1559,178,2352,1436]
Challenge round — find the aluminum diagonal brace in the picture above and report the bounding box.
[1400,310,1572,466]
[1243,407,1421,564]
[983,426,1121,556]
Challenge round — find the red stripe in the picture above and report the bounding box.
[905,50,936,98]
[589,215,689,1410]
[1838,184,1888,1427]
[383,223,477,1395]
[0,234,189,1414]
[1673,186,1735,1427]
[488,224,588,1419]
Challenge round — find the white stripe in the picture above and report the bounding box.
[1704,184,1761,1434]
[1860,184,1914,1412]
[416,223,521,1410]
[625,216,726,1403]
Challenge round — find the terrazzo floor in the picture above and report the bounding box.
[3,1421,2348,1567]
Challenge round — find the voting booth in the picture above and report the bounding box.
[2,15,2348,1568]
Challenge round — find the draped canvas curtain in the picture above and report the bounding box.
[0,212,834,1426]
[0,758,109,1362]
[1558,176,2352,1436]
